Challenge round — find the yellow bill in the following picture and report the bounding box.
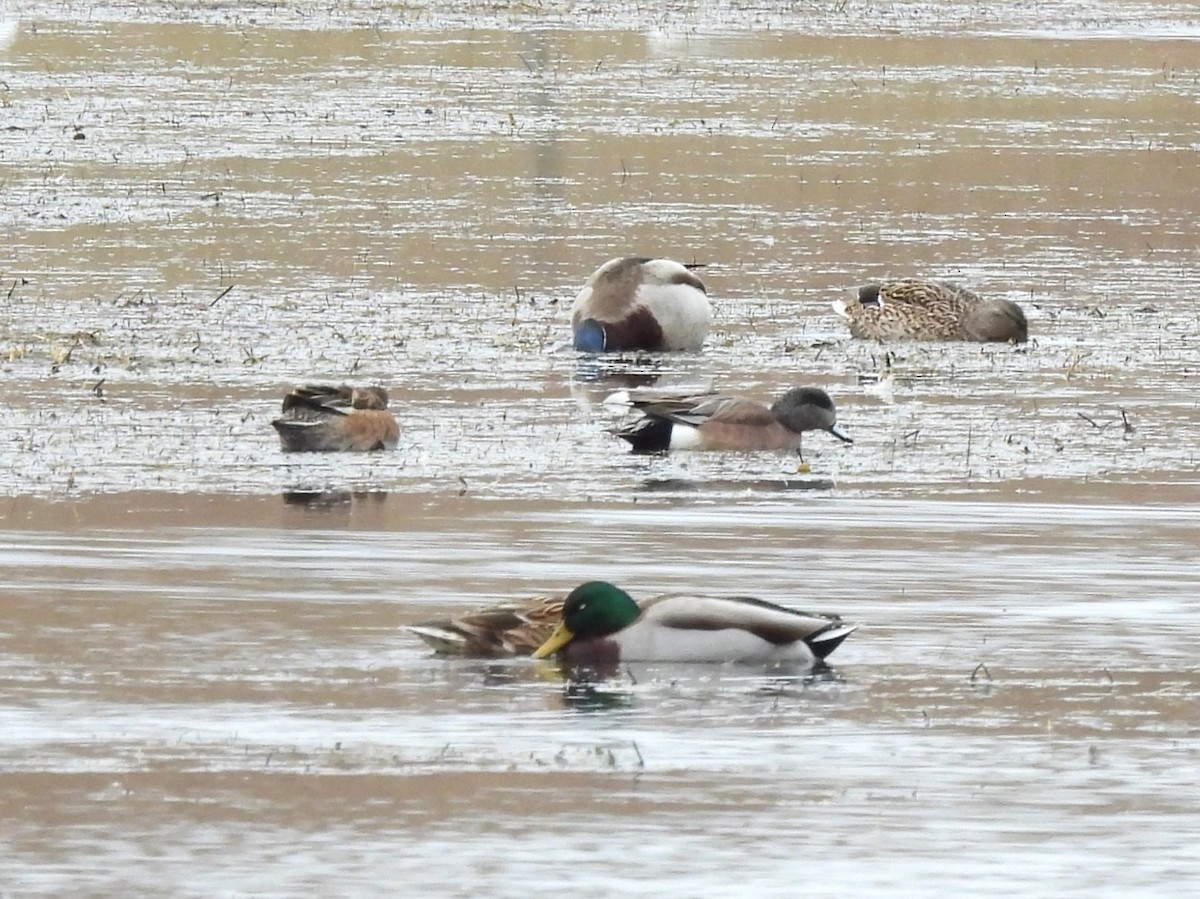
[532,621,575,659]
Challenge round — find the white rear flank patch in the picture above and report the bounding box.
[667,424,704,451]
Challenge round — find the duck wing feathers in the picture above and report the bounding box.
[875,279,980,312]
[630,393,774,428]
[641,594,854,650]
[281,384,355,415]
[407,596,564,658]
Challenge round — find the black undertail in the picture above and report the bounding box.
[807,622,856,660]
[613,417,673,453]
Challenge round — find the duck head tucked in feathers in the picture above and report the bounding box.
[572,257,711,352]
[271,383,399,452]
[834,278,1028,343]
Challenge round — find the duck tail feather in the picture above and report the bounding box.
[611,417,673,453]
[807,622,858,660]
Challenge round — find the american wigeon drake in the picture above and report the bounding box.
[572,256,711,352]
[612,386,852,460]
[406,595,564,658]
[833,278,1028,343]
[533,581,856,666]
[271,384,399,453]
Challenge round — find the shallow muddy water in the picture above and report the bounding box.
[3,493,1199,894]
[1,1,1199,895]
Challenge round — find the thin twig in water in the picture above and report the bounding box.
[209,284,234,307]
[969,662,992,685]
[1077,411,1104,429]
[965,424,973,477]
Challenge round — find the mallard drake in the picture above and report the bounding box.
[406,595,564,658]
[833,278,1028,342]
[611,386,852,460]
[271,384,399,452]
[533,581,856,665]
[572,257,711,352]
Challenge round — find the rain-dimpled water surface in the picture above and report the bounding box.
[1,1,1198,895]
